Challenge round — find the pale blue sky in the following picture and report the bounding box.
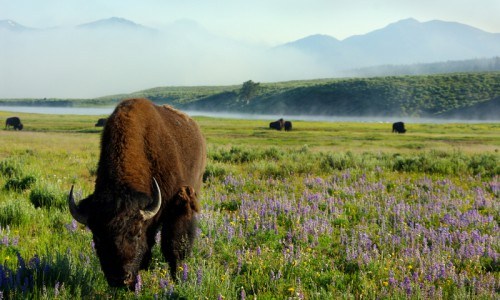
[1,0,500,98]
[1,0,499,45]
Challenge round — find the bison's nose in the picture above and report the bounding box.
[107,277,126,288]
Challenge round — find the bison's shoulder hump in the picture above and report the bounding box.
[160,105,191,122]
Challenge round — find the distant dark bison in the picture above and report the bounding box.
[5,117,23,130]
[69,98,206,288]
[95,118,107,127]
[284,121,292,131]
[269,118,284,130]
[392,121,406,134]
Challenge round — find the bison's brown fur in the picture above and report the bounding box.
[69,98,206,287]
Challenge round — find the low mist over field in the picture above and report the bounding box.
[1,16,500,99]
[0,18,320,98]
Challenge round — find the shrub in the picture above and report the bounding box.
[468,154,499,177]
[4,175,37,192]
[204,163,229,181]
[320,152,357,171]
[211,146,258,163]
[0,159,22,178]
[0,199,34,226]
[29,185,66,210]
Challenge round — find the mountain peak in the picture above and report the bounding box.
[77,17,151,31]
[394,18,420,25]
[0,19,33,31]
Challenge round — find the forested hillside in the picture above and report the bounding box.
[1,72,499,120]
[179,72,500,119]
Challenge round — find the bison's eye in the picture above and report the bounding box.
[93,234,102,247]
[126,228,142,241]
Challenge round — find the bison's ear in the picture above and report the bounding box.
[175,186,199,213]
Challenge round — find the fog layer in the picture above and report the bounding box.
[0,22,324,98]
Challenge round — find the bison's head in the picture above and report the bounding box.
[68,179,162,288]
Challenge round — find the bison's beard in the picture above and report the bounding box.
[95,237,152,289]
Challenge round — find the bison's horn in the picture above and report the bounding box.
[140,178,162,220]
[68,185,88,225]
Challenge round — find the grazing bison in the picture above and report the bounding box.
[284,121,292,131]
[68,98,206,288]
[5,117,23,130]
[392,121,406,134]
[95,118,107,127]
[269,118,284,130]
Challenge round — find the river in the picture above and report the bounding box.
[0,106,497,123]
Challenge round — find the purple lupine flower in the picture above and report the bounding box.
[402,277,412,296]
[237,250,242,274]
[240,287,246,300]
[182,263,188,282]
[29,254,41,269]
[16,252,26,271]
[159,278,168,290]
[54,282,60,297]
[65,220,78,232]
[196,268,202,285]
[388,271,397,286]
[22,276,29,294]
[135,274,142,296]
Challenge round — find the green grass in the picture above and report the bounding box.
[0,111,499,299]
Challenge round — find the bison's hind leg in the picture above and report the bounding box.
[161,186,199,279]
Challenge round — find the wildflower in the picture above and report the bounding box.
[16,252,26,271]
[240,287,246,300]
[182,263,188,282]
[159,278,169,290]
[196,268,203,285]
[388,270,397,286]
[402,277,411,296]
[288,287,295,293]
[135,274,142,296]
[54,282,60,297]
[383,281,389,286]
[65,220,78,232]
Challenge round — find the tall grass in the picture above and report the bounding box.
[0,113,498,298]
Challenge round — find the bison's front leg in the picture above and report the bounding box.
[161,186,199,279]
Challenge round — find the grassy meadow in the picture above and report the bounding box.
[0,110,499,299]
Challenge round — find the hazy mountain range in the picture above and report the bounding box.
[279,18,500,70]
[1,17,500,98]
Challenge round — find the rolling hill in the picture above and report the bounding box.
[177,72,500,120]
